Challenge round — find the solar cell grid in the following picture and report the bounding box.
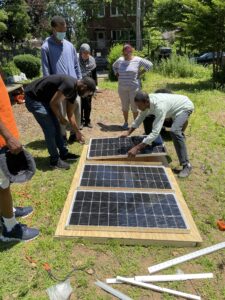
[87,136,166,159]
[80,164,172,190]
[68,191,188,231]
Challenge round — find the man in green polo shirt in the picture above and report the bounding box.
[122,91,194,178]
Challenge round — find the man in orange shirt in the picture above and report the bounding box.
[0,75,39,242]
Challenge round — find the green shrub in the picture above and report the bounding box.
[107,44,146,81]
[1,61,20,76]
[13,54,41,79]
[155,54,211,78]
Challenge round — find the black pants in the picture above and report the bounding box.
[81,95,92,125]
[143,115,173,134]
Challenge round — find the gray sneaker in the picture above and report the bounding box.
[50,158,70,170]
[0,223,39,242]
[178,163,192,178]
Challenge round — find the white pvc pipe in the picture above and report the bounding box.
[95,280,133,300]
[135,273,213,282]
[148,242,225,274]
[117,276,201,300]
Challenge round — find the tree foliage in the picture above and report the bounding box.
[27,0,49,38]
[0,9,7,34]
[1,0,30,42]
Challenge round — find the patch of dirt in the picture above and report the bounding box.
[13,89,143,145]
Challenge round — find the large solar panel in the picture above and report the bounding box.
[87,136,166,159]
[67,190,188,232]
[80,164,172,190]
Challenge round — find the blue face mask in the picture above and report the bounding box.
[56,32,66,41]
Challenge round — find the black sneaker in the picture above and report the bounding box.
[178,163,192,178]
[68,133,77,144]
[0,223,39,242]
[50,158,70,170]
[14,206,33,219]
[60,152,79,161]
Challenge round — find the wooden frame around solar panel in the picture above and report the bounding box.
[87,136,167,160]
[55,146,202,246]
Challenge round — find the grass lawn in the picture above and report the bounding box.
[0,72,225,300]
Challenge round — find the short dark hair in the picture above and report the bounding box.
[134,91,149,102]
[154,88,173,94]
[51,16,66,28]
[81,77,96,92]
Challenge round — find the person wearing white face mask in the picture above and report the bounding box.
[41,16,82,144]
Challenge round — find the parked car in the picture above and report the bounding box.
[154,47,172,61]
[193,52,225,65]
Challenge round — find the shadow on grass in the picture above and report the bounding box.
[97,122,124,132]
[26,140,46,150]
[33,156,52,172]
[0,241,20,252]
[165,79,214,93]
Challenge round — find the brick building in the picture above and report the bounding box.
[85,1,136,56]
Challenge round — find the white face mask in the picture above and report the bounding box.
[56,32,66,41]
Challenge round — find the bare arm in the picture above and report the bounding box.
[127,142,146,159]
[66,101,85,144]
[0,118,22,154]
[49,91,68,125]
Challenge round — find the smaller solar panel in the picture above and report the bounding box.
[87,136,166,159]
[67,190,188,232]
[80,164,172,190]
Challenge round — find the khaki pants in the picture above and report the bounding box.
[118,86,139,113]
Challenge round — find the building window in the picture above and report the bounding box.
[110,0,136,17]
[111,30,131,41]
[110,0,122,16]
[97,3,105,17]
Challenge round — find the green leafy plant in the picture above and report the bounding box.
[13,54,41,79]
[155,54,211,78]
[1,61,20,76]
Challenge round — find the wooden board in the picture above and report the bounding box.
[55,146,202,246]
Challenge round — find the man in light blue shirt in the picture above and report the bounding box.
[122,91,194,178]
[41,15,82,143]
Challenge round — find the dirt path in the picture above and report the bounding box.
[13,89,143,145]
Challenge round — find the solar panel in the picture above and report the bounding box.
[80,164,172,190]
[67,190,188,232]
[87,136,167,159]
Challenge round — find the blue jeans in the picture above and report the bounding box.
[25,95,68,164]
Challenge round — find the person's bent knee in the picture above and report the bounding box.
[170,128,183,137]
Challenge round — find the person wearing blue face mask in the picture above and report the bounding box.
[41,16,82,144]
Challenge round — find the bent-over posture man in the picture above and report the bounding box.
[25,75,96,169]
[0,75,39,242]
[122,91,194,178]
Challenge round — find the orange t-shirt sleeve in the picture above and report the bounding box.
[0,77,19,148]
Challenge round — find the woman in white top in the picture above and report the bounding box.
[113,44,153,129]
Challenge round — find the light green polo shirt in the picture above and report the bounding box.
[131,93,194,145]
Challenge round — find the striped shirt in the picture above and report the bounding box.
[131,93,194,145]
[113,56,153,88]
